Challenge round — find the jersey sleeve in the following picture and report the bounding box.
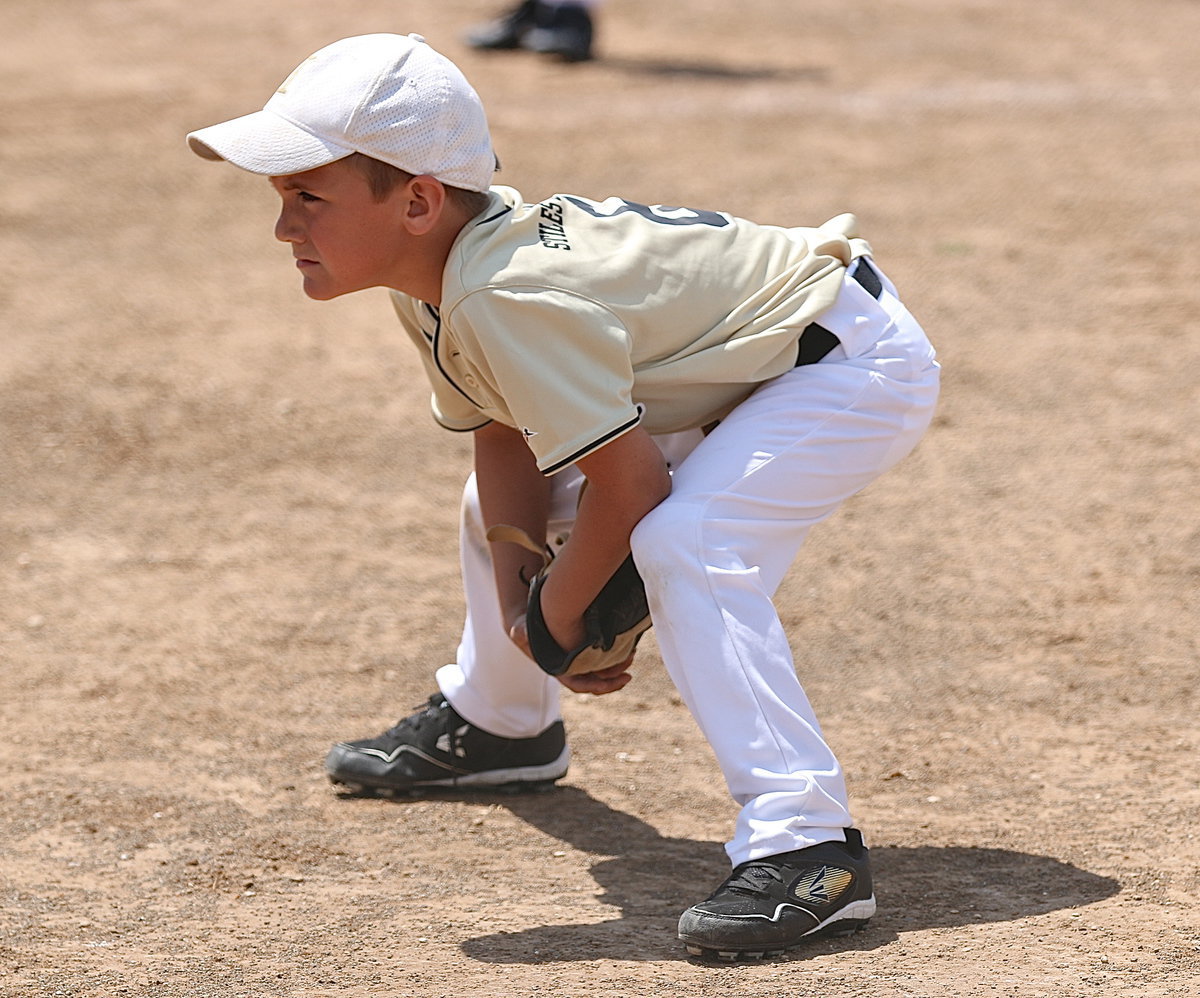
[449,287,643,474]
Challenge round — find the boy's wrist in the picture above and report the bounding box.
[536,576,587,651]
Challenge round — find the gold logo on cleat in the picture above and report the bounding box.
[790,866,854,906]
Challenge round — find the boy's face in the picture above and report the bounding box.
[270,160,415,301]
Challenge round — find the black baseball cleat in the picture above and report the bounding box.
[464,0,541,51]
[465,1,595,63]
[678,829,876,961]
[523,2,594,62]
[325,694,569,796]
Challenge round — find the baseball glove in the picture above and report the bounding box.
[486,524,653,677]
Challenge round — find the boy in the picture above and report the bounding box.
[187,33,940,960]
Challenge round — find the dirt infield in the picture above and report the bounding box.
[2,1,1198,995]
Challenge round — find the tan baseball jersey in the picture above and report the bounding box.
[391,187,871,475]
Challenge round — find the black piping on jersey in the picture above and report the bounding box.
[477,205,513,226]
[421,304,490,431]
[541,404,645,477]
[418,205,510,419]
[426,303,490,419]
[420,302,439,343]
[440,418,493,433]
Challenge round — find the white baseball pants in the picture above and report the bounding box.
[437,260,940,866]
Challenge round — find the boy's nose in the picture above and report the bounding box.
[274,209,301,243]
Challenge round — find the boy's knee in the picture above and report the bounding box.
[630,500,700,578]
[460,472,485,536]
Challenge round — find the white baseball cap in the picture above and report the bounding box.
[187,33,496,192]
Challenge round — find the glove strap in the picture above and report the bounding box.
[484,524,553,570]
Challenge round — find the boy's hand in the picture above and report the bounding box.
[507,614,533,657]
[556,659,634,696]
[482,421,670,688]
[509,614,634,695]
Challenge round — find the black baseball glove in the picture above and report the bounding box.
[486,524,653,677]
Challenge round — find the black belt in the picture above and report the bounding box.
[795,259,884,366]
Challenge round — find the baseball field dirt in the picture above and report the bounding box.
[2,1,1197,995]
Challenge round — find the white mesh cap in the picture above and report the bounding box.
[186,33,496,192]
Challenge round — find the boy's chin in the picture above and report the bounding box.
[300,279,345,302]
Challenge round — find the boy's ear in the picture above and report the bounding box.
[399,176,448,235]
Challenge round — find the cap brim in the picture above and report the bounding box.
[186,109,354,176]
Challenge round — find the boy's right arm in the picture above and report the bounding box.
[473,421,553,641]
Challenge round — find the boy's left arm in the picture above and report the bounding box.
[535,425,672,693]
[474,421,553,639]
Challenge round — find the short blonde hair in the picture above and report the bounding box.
[345,152,491,216]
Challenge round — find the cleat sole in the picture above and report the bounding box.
[328,775,562,798]
[681,918,871,962]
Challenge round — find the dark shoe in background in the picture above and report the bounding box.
[466,1,595,63]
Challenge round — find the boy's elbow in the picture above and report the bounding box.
[581,459,670,527]
[649,465,672,507]
[576,425,672,521]
[627,459,672,526]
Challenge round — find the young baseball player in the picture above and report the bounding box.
[187,33,939,960]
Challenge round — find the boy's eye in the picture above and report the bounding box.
[297,191,320,203]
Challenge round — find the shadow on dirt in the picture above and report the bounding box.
[439,785,1121,964]
[597,57,828,83]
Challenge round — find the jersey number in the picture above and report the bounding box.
[562,196,729,228]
